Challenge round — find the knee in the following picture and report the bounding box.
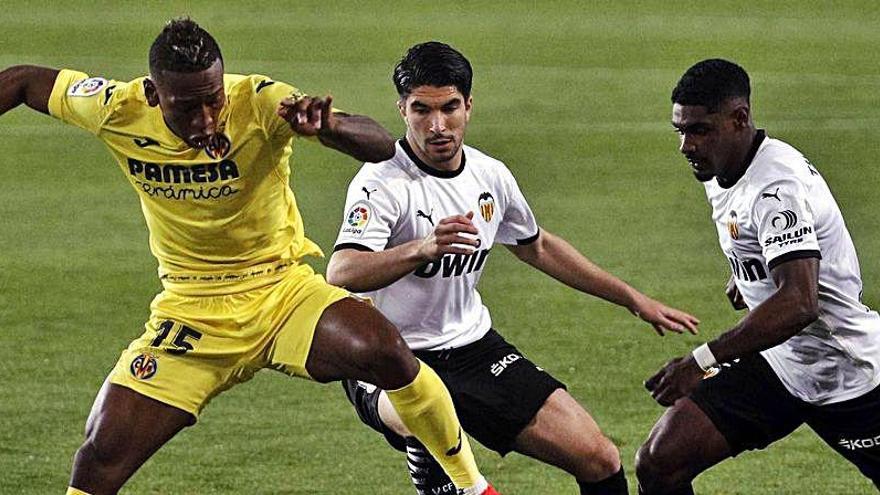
[635,442,687,495]
[357,325,418,389]
[73,435,130,490]
[578,436,621,481]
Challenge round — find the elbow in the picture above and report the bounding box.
[325,258,349,288]
[787,295,819,333]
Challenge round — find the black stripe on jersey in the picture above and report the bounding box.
[399,138,466,179]
[767,249,821,271]
[334,243,375,253]
[516,231,540,245]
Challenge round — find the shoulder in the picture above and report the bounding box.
[352,144,419,191]
[750,137,813,183]
[464,144,516,182]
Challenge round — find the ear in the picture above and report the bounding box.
[731,102,750,129]
[397,97,407,119]
[464,95,473,122]
[143,78,160,107]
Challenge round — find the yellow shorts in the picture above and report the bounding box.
[109,263,349,417]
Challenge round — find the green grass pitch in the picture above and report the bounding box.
[1,1,879,493]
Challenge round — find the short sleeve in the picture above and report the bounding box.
[334,171,400,252]
[754,179,821,270]
[48,69,119,134]
[495,169,539,245]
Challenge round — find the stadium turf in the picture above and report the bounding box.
[1,1,878,493]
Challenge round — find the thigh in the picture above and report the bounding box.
[427,330,565,455]
[807,385,880,481]
[513,389,616,472]
[303,296,418,388]
[264,264,351,379]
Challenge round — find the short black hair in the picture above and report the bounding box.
[671,58,750,112]
[149,18,223,76]
[393,41,473,99]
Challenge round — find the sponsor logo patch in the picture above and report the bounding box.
[130,353,158,380]
[839,434,880,451]
[68,77,108,97]
[478,192,495,222]
[771,210,798,230]
[343,201,371,237]
[490,353,522,376]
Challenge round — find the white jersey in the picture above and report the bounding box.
[334,139,539,350]
[705,131,880,405]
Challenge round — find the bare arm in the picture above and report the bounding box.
[506,228,699,334]
[0,65,58,116]
[706,257,819,363]
[646,257,819,406]
[276,95,394,162]
[327,212,479,292]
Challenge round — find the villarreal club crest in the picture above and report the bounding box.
[478,192,495,222]
[205,132,231,160]
[130,353,158,380]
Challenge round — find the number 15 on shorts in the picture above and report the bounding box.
[151,320,203,355]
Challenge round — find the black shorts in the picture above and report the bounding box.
[691,353,880,481]
[343,329,566,455]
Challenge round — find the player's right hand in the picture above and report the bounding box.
[417,212,480,261]
[725,274,747,310]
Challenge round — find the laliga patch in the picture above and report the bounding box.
[68,77,108,97]
[343,201,372,237]
[130,352,158,380]
[478,192,495,222]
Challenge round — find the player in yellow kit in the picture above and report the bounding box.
[0,18,499,495]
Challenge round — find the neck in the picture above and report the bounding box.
[717,128,762,188]
[406,134,462,172]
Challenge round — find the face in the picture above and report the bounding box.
[399,85,472,169]
[144,59,225,149]
[671,99,750,182]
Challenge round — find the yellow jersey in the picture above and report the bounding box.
[49,69,324,294]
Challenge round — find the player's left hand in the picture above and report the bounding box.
[644,355,704,407]
[277,95,338,137]
[631,295,700,336]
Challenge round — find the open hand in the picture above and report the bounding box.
[631,295,700,336]
[277,95,338,137]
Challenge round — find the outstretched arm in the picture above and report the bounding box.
[506,228,700,335]
[0,65,59,116]
[645,257,819,406]
[327,212,480,292]
[276,95,395,163]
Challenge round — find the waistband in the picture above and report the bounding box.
[159,259,300,296]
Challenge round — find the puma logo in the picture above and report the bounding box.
[445,429,463,456]
[417,208,434,227]
[362,186,378,200]
[761,187,781,202]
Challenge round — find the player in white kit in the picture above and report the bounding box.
[328,42,700,495]
[637,59,880,494]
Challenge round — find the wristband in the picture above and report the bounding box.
[692,343,718,372]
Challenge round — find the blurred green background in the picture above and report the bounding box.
[1,1,879,493]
